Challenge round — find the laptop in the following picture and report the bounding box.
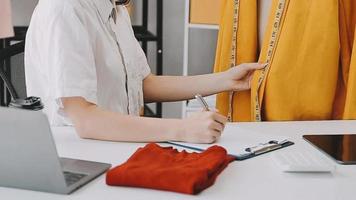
[303,134,356,165]
[0,108,111,194]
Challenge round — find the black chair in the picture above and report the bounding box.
[0,27,43,110]
[0,40,25,103]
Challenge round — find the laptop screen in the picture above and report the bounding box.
[303,134,356,164]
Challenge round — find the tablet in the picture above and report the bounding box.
[303,134,356,165]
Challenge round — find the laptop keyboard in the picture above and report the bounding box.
[63,171,87,186]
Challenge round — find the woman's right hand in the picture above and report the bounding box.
[177,111,228,144]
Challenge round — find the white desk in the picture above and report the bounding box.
[1,121,356,200]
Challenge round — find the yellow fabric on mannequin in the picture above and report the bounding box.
[338,0,356,119]
[215,0,355,121]
[343,30,356,119]
[252,0,340,121]
[251,0,282,121]
[214,0,257,122]
[333,0,356,119]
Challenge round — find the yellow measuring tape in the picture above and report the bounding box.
[227,0,240,122]
[254,0,288,121]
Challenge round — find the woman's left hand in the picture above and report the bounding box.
[222,63,267,92]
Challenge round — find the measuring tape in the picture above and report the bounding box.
[227,0,240,122]
[254,0,288,121]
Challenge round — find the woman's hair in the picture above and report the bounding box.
[116,0,131,5]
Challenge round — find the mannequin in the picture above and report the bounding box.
[258,0,273,50]
[216,0,348,121]
[214,0,273,122]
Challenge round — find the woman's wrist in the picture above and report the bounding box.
[162,118,185,142]
[215,71,234,92]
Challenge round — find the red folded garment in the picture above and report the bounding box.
[106,143,235,194]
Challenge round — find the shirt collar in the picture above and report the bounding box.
[93,0,115,22]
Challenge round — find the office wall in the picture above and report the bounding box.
[161,1,186,118]
[12,0,38,26]
[131,0,186,118]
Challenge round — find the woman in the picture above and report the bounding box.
[25,0,265,144]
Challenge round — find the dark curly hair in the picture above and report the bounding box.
[116,0,131,5]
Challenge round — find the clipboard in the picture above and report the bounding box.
[167,139,294,161]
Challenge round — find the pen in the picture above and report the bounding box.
[195,94,210,111]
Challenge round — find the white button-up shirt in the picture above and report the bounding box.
[25,0,151,125]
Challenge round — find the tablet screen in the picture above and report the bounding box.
[303,134,356,164]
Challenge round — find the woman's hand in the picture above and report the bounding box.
[176,111,228,144]
[222,63,267,92]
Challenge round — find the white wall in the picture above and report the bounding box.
[130,0,189,118]
[11,0,38,26]
[161,0,188,118]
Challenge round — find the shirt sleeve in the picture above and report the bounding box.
[121,5,151,79]
[136,41,152,79]
[45,4,98,106]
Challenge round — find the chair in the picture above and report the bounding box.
[0,27,28,103]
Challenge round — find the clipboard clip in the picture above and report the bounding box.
[236,139,294,160]
[245,139,290,155]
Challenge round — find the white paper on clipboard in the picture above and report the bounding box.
[167,123,290,158]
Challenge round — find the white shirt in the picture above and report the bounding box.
[25,0,151,126]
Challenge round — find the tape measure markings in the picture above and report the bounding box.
[227,0,240,122]
[254,0,288,121]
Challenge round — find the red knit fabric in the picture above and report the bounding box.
[106,143,235,194]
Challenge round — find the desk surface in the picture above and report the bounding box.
[1,120,356,200]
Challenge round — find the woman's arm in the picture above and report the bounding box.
[62,97,227,143]
[143,63,266,102]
